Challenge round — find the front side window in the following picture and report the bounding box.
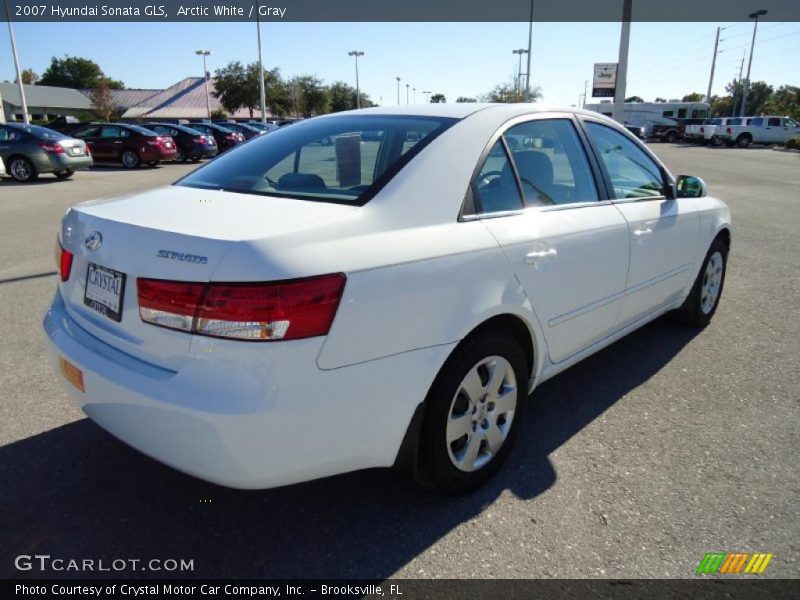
[100,126,120,139]
[0,127,22,142]
[584,122,665,200]
[503,119,598,206]
[178,115,455,204]
[74,126,99,139]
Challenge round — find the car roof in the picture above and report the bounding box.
[336,103,596,121]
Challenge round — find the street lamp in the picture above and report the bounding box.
[406,83,410,105]
[423,90,431,103]
[512,48,528,96]
[396,77,401,106]
[348,50,365,109]
[740,9,767,117]
[5,7,29,123]
[195,50,212,120]
[412,87,416,104]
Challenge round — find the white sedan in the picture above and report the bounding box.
[44,104,731,493]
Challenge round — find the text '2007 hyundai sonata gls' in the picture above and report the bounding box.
[44,104,730,493]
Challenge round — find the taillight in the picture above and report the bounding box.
[193,136,206,144]
[39,142,65,154]
[137,274,346,341]
[55,239,73,282]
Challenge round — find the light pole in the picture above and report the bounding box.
[396,77,401,106]
[412,87,416,104]
[423,90,431,103]
[256,4,267,125]
[406,83,410,105]
[348,50,364,109]
[5,1,29,123]
[740,9,767,117]
[525,0,533,96]
[195,50,212,120]
[512,49,528,96]
[612,0,632,124]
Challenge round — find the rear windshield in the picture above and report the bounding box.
[127,125,158,136]
[13,124,68,140]
[177,115,457,205]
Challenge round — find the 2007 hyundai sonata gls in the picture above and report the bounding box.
[44,104,730,493]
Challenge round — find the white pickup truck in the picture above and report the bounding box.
[721,116,800,148]
[685,117,740,145]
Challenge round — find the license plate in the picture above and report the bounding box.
[84,263,126,322]
[70,147,83,156]
[59,356,85,392]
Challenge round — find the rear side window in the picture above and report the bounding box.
[503,119,598,206]
[584,122,665,200]
[178,115,456,205]
[474,140,523,214]
[100,126,120,138]
[767,118,781,126]
[0,128,23,142]
[750,118,763,127]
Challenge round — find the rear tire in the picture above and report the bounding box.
[418,331,529,494]
[121,150,140,169]
[665,130,678,143]
[55,170,75,180]
[8,157,37,182]
[736,134,752,148]
[673,237,728,327]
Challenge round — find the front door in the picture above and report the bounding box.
[476,116,631,364]
[581,119,700,326]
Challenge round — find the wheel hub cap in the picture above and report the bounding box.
[700,251,724,314]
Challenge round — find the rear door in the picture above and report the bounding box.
[580,118,700,327]
[73,126,102,158]
[764,117,783,143]
[477,115,631,364]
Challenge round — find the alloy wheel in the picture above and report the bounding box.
[10,159,32,181]
[446,356,517,472]
[700,251,724,314]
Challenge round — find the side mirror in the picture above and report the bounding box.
[676,175,708,198]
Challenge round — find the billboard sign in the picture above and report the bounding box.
[592,63,617,98]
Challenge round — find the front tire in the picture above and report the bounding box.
[418,331,529,494]
[673,237,728,327]
[121,150,140,169]
[736,134,752,148]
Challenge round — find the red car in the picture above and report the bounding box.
[71,123,178,168]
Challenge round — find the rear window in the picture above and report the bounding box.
[177,115,456,205]
[12,124,68,140]
[127,125,158,136]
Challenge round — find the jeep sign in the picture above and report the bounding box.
[592,63,617,98]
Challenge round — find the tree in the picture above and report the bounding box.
[430,93,447,103]
[210,108,228,119]
[682,92,705,102]
[654,97,667,103]
[89,79,117,121]
[481,82,542,103]
[763,85,800,121]
[40,56,123,89]
[213,61,256,116]
[625,95,644,103]
[16,69,38,85]
[725,79,773,116]
[286,75,329,117]
[456,96,477,103]
[327,81,373,112]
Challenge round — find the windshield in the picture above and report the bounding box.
[176,115,457,205]
[15,124,69,140]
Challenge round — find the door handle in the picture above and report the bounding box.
[525,248,558,263]
[113,141,122,144]
[633,227,653,237]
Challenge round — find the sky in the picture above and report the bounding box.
[1,21,798,107]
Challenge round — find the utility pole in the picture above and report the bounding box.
[5,1,29,124]
[423,90,431,103]
[706,26,720,103]
[412,87,416,104]
[741,9,767,117]
[256,3,267,125]
[732,53,745,117]
[525,0,533,97]
[348,51,364,109]
[583,80,588,108]
[612,0,632,124]
[396,77,401,106]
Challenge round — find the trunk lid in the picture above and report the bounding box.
[59,186,356,370]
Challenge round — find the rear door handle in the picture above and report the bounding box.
[525,248,558,263]
[633,227,653,237]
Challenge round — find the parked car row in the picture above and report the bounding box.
[0,118,283,182]
[684,115,800,147]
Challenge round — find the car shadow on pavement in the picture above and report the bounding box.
[0,317,699,579]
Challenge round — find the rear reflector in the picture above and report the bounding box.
[137,274,346,341]
[55,239,73,282]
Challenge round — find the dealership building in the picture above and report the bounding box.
[0,82,92,123]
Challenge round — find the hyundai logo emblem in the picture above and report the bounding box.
[85,231,103,251]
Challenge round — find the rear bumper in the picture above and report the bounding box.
[34,153,93,173]
[190,145,218,158]
[43,291,453,489]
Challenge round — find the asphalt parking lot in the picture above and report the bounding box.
[0,146,798,579]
